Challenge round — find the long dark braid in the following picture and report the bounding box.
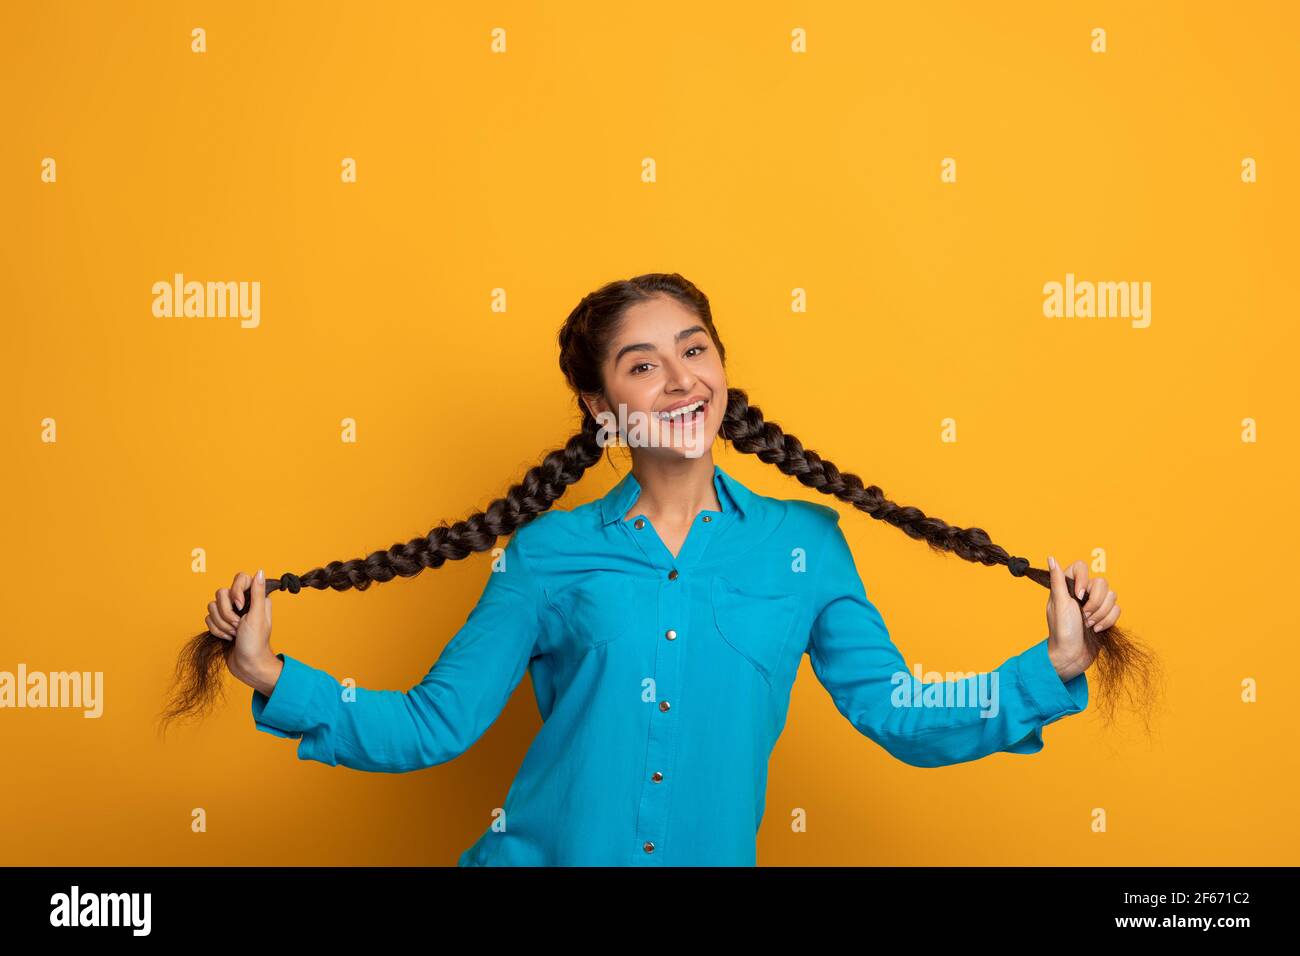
[719,385,1159,730]
[158,416,605,731]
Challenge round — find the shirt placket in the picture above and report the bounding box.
[623,506,730,865]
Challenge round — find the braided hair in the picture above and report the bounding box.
[160,273,1158,731]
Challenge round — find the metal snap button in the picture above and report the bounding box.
[665,629,677,640]
[634,518,645,529]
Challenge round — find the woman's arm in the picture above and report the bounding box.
[806,513,1088,769]
[241,529,545,773]
[241,656,282,698]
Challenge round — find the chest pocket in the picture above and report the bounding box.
[543,573,638,661]
[710,575,801,687]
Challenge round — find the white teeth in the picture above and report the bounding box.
[658,400,705,420]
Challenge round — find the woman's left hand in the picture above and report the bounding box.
[1046,556,1119,680]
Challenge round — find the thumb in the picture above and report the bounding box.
[250,568,266,620]
[1047,555,1070,606]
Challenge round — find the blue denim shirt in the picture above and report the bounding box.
[251,463,1088,866]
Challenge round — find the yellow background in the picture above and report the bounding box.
[1,0,1295,865]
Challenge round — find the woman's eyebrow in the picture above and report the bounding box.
[614,325,707,364]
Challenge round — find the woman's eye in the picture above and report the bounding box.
[685,345,707,358]
[630,363,652,375]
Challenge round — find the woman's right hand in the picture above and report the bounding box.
[207,568,276,685]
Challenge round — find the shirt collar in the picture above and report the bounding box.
[599,463,753,526]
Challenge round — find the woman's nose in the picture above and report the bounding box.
[662,360,696,391]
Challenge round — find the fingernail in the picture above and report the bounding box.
[1085,617,1093,627]
[256,568,264,582]
[1076,586,1084,599]
[1048,556,1057,570]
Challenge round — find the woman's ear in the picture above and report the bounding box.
[581,391,608,421]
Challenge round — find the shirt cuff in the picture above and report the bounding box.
[1014,637,1089,723]
[250,653,330,738]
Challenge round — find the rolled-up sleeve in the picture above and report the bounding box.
[807,513,1088,768]
[250,528,545,773]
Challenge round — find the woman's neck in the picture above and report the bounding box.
[623,455,721,525]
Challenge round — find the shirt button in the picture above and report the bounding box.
[643,841,655,853]
[651,771,663,782]
[667,569,678,580]
[633,518,645,529]
[665,628,677,640]
[702,515,711,522]
[659,700,671,712]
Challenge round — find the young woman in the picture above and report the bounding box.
[164,272,1153,866]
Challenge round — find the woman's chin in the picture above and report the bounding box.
[649,429,716,459]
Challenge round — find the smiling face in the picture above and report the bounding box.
[581,295,726,460]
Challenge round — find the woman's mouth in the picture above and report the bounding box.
[656,398,708,427]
